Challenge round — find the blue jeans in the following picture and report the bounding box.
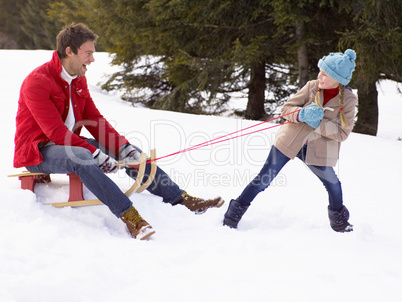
[26,139,183,217]
[235,144,343,211]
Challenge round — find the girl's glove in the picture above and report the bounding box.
[93,149,118,173]
[119,144,141,164]
[298,104,325,129]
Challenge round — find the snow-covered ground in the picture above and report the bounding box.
[1,50,402,302]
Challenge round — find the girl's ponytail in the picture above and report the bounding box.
[314,89,322,108]
[339,85,348,129]
[315,86,348,129]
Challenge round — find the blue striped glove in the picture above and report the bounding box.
[298,104,324,129]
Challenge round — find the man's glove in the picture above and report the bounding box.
[119,144,141,164]
[298,104,325,129]
[93,149,118,173]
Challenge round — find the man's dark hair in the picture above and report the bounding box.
[56,23,98,59]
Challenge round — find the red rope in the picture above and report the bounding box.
[148,108,300,163]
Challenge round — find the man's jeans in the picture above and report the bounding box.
[235,144,343,211]
[26,139,183,217]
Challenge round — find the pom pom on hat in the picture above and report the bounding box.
[344,49,356,61]
[318,49,356,85]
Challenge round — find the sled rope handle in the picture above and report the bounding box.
[149,109,301,163]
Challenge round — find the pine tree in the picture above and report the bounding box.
[49,0,294,118]
[20,0,61,49]
[270,0,348,87]
[0,0,25,48]
[0,0,60,49]
[339,0,402,136]
[47,0,401,133]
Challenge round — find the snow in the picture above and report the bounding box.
[1,50,402,302]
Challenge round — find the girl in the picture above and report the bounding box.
[223,49,357,232]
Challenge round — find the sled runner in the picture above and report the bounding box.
[8,149,157,208]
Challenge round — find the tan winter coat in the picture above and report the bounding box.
[274,80,357,167]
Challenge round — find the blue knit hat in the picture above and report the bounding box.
[318,49,356,85]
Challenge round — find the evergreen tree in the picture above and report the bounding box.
[270,0,349,87]
[20,0,61,49]
[0,0,25,48]
[48,0,401,135]
[339,0,402,136]
[0,0,62,49]
[49,0,295,118]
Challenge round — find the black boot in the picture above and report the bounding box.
[223,200,249,229]
[328,205,353,232]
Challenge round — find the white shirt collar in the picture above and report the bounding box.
[61,66,78,85]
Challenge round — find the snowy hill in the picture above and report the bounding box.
[1,50,402,302]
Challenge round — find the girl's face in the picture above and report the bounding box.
[317,69,340,89]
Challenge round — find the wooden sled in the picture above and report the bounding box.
[8,149,157,208]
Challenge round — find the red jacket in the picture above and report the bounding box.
[14,51,129,168]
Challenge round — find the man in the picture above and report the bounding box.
[14,23,224,240]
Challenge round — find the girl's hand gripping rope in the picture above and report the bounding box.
[298,104,325,129]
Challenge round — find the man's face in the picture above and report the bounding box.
[64,40,95,77]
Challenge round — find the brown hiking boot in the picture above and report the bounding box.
[180,191,225,214]
[121,206,155,240]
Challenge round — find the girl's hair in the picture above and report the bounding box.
[314,85,348,128]
[56,23,98,59]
